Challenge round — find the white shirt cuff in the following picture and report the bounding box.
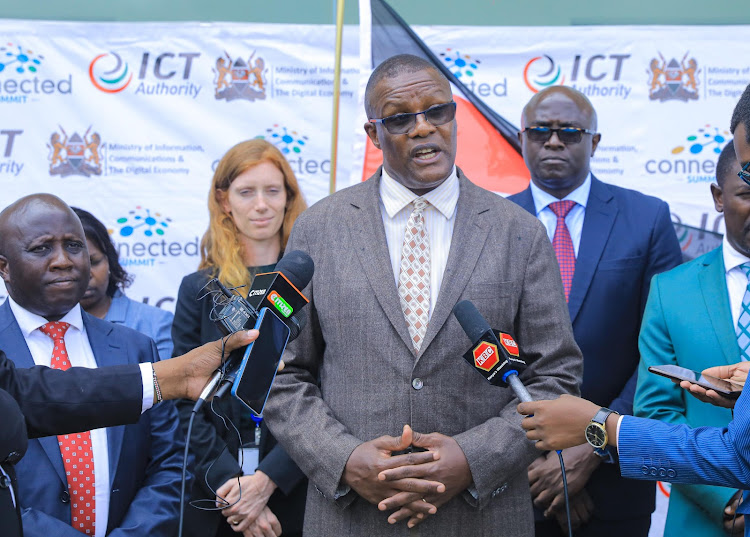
[139,362,154,414]
[615,414,624,452]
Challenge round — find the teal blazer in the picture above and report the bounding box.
[635,246,738,536]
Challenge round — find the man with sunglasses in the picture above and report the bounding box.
[509,86,682,537]
[517,88,750,537]
[263,54,582,537]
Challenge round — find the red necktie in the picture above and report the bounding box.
[549,200,577,302]
[39,321,96,536]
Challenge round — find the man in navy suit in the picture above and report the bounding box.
[0,193,186,537]
[508,86,682,536]
[518,81,750,537]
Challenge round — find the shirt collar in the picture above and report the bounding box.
[529,173,592,216]
[380,166,460,219]
[7,296,84,338]
[723,235,750,274]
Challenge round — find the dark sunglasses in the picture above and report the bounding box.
[521,126,597,144]
[369,101,457,135]
[739,161,750,186]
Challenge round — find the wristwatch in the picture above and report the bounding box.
[585,407,619,451]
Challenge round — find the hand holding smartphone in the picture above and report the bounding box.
[648,364,743,399]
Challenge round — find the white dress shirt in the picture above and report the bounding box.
[529,173,592,257]
[379,167,460,317]
[722,236,750,340]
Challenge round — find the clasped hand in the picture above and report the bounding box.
[342,424,472,528]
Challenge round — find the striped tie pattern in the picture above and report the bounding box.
[398,197,431,354]
[549,200,577,302]
[736,262,750,361]
[39,321,96,535]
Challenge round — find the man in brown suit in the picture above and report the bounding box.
[264,54,582,536]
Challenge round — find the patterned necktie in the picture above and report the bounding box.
[39,321,96,536]
[398,197,431,354]
[549,200,577,302]
[736,263,750,361]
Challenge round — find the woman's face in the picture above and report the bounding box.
[221,161,288,243]
[80,238,110,312]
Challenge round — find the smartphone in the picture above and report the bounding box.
[648,364,743,399]
[231,307,291,416]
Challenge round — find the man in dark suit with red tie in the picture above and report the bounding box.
[509,85,682,536]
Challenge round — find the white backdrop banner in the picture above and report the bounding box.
[1,20,748,317]
[0,20,360,308]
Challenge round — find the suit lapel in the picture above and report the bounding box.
[511,187,535,215]
[419,173,491,356]
[84,314,126,484]
[699,248,739,365]
[349,171,414,353]
[568,178,617,323]
[0,302,68,485]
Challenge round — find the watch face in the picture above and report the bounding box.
[585,423,606,449]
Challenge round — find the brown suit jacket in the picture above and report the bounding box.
[264,170,583,536]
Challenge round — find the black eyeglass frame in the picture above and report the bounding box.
[739,161,750,186]
[368,101,457,134]
[520,126,598,144]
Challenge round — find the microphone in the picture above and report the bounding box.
[196,250,314,405]
[452,300,532,403]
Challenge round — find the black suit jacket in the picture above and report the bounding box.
[0,350,143,537]
[509,176,683,522]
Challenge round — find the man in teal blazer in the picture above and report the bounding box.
[634,141,745,537]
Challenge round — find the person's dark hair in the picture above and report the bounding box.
[72,207,132,297]
[730,83,750,143]
[364,54,445,117]
[716,141,738,188]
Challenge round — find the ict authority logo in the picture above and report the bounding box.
[647,52,700,102]
[89,52,132,93]
[524,55,564,93]
[213,51,267,102]
[47,126,102,177]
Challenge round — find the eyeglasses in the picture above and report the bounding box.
[368,102,457,134]
[739,161,750,186]
[521,126,597,144]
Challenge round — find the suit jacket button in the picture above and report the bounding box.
[60,490,70,504]
[667,469,676,478]
[658,468,667,477]
[641,465,649,475]
[412,378,423,390]
[649,466,658,476]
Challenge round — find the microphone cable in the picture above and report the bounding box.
[556,449,573,537]
[178,335,247,537]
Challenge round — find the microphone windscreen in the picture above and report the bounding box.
[453,300,492,343]
[276,250,315,290]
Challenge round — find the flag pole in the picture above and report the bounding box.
[330,0,346,195]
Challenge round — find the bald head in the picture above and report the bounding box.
[0,194,89,321]
[522,86,597,131]
[0,194,81,253]
[519,85,601,198]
